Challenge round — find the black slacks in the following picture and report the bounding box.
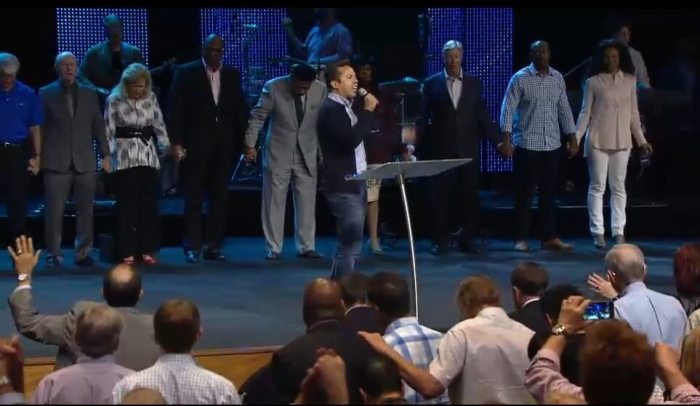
[430,163,481,247]
[513,146,560,241]
[0,142,30,245]
[114,166,160,258]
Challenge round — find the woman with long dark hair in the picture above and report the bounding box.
[572,39,653,249]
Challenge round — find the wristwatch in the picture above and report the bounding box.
[551,324,568,336]
[17,273,30,282]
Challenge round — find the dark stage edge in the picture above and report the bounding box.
[0,236,684,358]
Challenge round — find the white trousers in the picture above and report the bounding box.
[586,147,631,236]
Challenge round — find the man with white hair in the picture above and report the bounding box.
[417,40,510,256]
[588,243,688,349]
[39,51,111,267]
[0,52,43,247]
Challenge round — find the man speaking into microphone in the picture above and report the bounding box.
[317,61,378,280]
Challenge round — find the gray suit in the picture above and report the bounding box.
[8,287,160,371]
[39,81,109,260]
[245,76,326,255]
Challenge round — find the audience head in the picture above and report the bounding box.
[442,40,463,78]
[528,332,584,385]
[529,40,551,70]
[340,272,371,310]
[75,304,124,359]
[113,63,152,100]
[154,299,202,354]
[54,51,78,84]
[367,272,411,328]
[360,355,405,405]
[351,53,375,86]
[102,264,143,308]
[681,328,700,387]
[302,278,344,328]
[0,52,19,91]
[605,244,646,289]
[455,275,500,320]
[585,39,635,78]
[510,261,549,309]
[103,14,123,44]
[673,242,700,300]
[606,19,632,45]
[121,388,166,404]
[202,34,224,69]
[579,319,656,404]
[314,8,337,26]
[539,284,583,325]
[326,61,357,99]
[290,63,317,96]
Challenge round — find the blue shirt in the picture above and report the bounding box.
[304,22,352,65]
[614,281,688,349]
[499,63,576,151]
[0,80,43,143]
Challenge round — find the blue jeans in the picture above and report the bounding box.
[325,190,367,280]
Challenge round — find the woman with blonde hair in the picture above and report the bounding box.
[105,62,170,265]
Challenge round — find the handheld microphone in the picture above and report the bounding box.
[357,88,368,97]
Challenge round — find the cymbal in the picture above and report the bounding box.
[268,55,308,66]
[378,77,421,93]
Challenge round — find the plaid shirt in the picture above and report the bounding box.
[112,354,241,404]
[500,63,576,151]
[384,317,449,404]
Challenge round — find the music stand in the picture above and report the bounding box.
[347,158,472,319]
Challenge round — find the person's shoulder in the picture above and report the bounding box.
[84,41,104,54]
[547,66,564,79]
[334,22,351,32]
[267,75,288,88]
[177,60,203,72]
[15,80,38,95]
[38,81,58,95]
[72,300,101,312]
[424,72,443,83]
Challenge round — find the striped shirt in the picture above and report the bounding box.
[500,63,576,151]
[112,353,241,404]
[384,317,448,404]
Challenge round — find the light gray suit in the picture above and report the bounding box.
[8,287,160,371]
[245,76,327,255]
[39,80,109,260]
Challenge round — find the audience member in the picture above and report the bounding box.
[587,243,688,348]
[7,236,159,371]
[112,299,241,404]
[360,355,407,405]
[340,272,384,334]
[120,388,166,404]
[509,261,550,333]
[30,305,133,404]
[367,271,448,404]
[292,348,350,405]
[673,243,700,322]
[271,278,375,404]
[0,336,25,405]
[359,275,535,404]
[681,328,700,389]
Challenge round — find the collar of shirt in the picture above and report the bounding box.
[328,91,352,108]
[603,70,625,81]
[307,318,342,333]
[157,353,197,366]
[385,316,419,334]
[475,306,510,321]
[522,297,540,308]
[622,281,647,296]
[76,354,117,364]
[344,304,372,316]
[61,80,78,93]
[443,68,463,81]
[526,63,553,77]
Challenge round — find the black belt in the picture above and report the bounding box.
[115,126,155,146]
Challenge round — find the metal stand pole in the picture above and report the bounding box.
[396,171,419,319]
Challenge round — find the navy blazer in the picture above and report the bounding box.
[317,97,375,194]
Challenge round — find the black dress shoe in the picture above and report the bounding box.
[75,255,96,267]
[431,243,447,256]
[46,255,63,268]
[298,250,323,259]
[265,252,281,261]
[184,250,200,264]
[203,248,226,261]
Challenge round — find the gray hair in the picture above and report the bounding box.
[605,244,646,283]
[54,51,77,68]
[442,40,463,55]
[75,304,124,358]
[0,52,20,75]
[111,62,152,100]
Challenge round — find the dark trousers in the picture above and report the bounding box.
[0,143,30,245]
[182,143,234,251]
[325,189,367,280]
[430,163,480,247]
[513,146,560,241]
[114,166,160,258]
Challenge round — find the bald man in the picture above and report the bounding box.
[121,388,166,404]
[588,244,688,349]
[7,235,159,370]
[270,278,376,404]
[168,34,250,264]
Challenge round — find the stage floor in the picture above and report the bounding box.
[0,236,684,358]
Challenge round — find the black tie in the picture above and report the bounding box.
[294,94,304,125]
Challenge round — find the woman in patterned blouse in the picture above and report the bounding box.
[105,63,170,265]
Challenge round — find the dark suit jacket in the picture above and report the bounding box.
[239,363,278,405]
[418,71,501,161]
[39,80,108,173]
[271,319,376,404]
[8,288,160,371]
[317,97,375,194]
[167,59,249,162]
[509,299,550,335]
[342,305,385,334]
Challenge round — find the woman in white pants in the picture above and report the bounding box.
[571,39,653,249]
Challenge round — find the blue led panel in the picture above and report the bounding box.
[200,8,288,102]
[426,8,513,173]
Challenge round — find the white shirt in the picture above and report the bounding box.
[328,92,367,174]
[112,353,241,404]
[203,58,221,105]
[444,69,463,109]
[428,307,535,404]
[629,46,651,88]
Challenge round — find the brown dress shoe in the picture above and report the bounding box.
[541,238,574,252]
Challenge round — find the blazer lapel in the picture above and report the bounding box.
[438,74,455,110]
[199,61,217,108]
